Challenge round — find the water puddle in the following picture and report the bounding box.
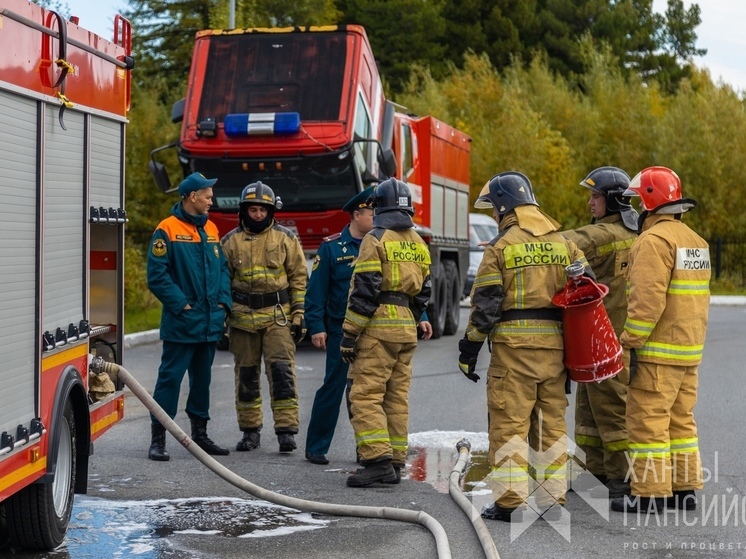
[43,496,331,557]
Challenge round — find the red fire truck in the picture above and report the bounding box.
[0,0,134,550]
[149,25,470,337]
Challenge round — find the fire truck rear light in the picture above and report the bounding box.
[224,112,300,136]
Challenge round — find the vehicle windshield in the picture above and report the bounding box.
[196,151,358,212]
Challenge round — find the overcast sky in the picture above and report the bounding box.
[67,0,746,93]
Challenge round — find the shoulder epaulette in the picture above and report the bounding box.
[322,232,342,243]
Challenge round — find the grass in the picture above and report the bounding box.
[124,305,161,334]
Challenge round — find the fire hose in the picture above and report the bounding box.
[90,357,452,559]
[449,439,501,559]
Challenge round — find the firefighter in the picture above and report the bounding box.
[147,172,232,461]
[611,166,710,513]
[563,167,638,498]
[342,178,432,487]
[221,182,308,453]
[304,187,376,465]
[459,171,590,522]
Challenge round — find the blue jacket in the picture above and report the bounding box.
[306,225,360,336]
[147,202,232,343]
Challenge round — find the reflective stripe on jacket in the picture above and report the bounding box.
[222,221,307,332]
[466,206,588,349]
[620,214,710,365]
[343,226,431,342]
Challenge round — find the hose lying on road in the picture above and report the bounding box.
[90,358,452,559]
[448,439,501,559]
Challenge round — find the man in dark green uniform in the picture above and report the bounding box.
[147,172,232,461]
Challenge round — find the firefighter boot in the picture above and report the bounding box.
[236,428,261,451]
[277,432,297,453]
[481,503,523,523]
[347,458,398,487]
[610,495,665,513]
[148,423,170,462]
[383,462,404,484]
[190,418,230,456]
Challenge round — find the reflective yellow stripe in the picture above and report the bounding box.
[465,324,488,343]
[668,279,710,295]
[624,317,655,336]
[235,266,287,280]
[495,322,562,336]
[670,437,699,453]
[630,442,670,459]
[356,430,390,445]
[345,308,369,328]
[638,341,704,361]
[355,260,382,273]
[390,436,408,451]
[473,272,502,288]
[598,237,635,256]
[606,439,629,452]
[271,398,298,410]
[576,434,603,448]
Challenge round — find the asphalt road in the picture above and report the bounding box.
[11,305,746,559]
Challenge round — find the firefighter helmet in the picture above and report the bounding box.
[625,166,695,214]
[239,181,283,210]
[580,166,638,230]
[474,171,538,216]
[371,178,414,215]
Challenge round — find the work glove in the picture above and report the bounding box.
[340,334,358,364]
[290,314,307,344]
[458,337,483,383]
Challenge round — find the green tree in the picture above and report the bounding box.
[336,0,448,92]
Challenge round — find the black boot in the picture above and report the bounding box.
[347,458,398,487]
[236,428,261,451]
[148,423,170,462]
[190,418,230,456]
[481,503,522,522]
[610,495,665,513]
[665,490,698,510]
[383,462,404,484]
[278,433,297,452]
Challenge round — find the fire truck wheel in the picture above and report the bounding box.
[443,260,461,336]
[429,262,448,339]
[0,503,8,550]
[6,400,76,551]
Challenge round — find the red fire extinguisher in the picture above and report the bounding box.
[551,262,623,383]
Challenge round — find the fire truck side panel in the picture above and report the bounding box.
[0,0,131,548]
[0,88,38,441]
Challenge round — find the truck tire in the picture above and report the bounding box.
[428,262,448,339]
[7,400,76,550]
[443,260,461,335]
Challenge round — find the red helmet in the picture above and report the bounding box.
[625,166,694,213]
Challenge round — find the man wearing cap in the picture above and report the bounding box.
[146,172,232,461]
[304,187,377,465]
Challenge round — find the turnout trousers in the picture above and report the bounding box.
[348,333,417,465]
[151,340,216,424]
[487,346,568,510]
[229,324,299,433]
[574,369,629,480]
[626,362,703,497]
[306,318,351,456]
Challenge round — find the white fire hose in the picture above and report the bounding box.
[449,439,501,559]
[90,357,452,559]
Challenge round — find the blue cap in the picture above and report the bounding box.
[178,173,217,198]
[342,186,376,213]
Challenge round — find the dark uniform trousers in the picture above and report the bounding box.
[151,341,216,423]
[306,317,351,456]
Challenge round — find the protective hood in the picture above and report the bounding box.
[512,205,562,236]
[373,210,414,230]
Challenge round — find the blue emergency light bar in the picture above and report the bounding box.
[224,112,301,136]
